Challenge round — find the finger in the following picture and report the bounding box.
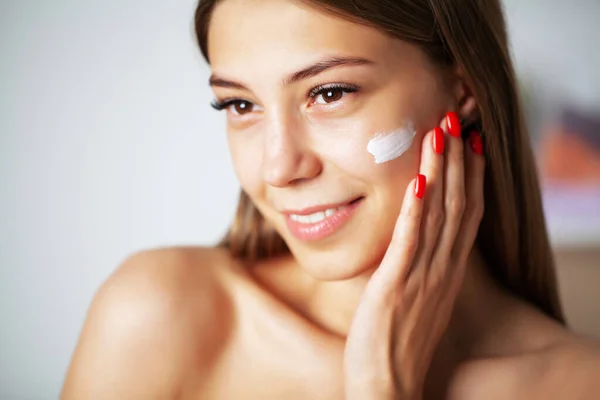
[429,112,466,280]
[452,130,485,279]
[363,174,426,305]
[346,176,426,382]
[408,126,446,283]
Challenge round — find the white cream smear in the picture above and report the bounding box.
[367,122,416,164]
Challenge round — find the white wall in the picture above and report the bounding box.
[1,1,237,398]
[1,1,599,399]
[504,0,600,109]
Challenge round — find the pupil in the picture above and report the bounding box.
[325,90,342,102]
[236,102,249,114]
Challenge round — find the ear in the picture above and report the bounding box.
[452,66,479,126]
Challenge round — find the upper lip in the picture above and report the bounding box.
[280,196,363,216]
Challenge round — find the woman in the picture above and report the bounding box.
[61,0,600,398]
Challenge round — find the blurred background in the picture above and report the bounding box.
[1,0,599,398]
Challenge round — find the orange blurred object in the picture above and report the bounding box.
[538,109,600,185]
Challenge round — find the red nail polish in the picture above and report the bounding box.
[446,112,461,138]
[433,127,445,155]
[469,131,484,155]
[415,174,426,199]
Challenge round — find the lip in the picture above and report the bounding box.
[284,197,364,241]
[281,197,362,216]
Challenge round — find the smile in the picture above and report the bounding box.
[283,197,364,241]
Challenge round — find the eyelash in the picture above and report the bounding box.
[210,83,360,112]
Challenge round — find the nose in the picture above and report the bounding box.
[262,114,322,187]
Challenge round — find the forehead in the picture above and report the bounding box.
[207,0,401,73]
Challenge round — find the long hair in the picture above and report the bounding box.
[194,0,565,323]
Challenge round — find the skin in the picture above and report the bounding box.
[61,0,600,399]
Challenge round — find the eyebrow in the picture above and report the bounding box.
[208,56,375,90]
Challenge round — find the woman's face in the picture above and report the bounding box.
[208,0,458,280]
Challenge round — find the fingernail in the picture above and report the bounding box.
[446,111,461,138]
[433,127,445,155]
[415,174,426,199]
[469,131,484,155]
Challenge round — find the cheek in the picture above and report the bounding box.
[309,114,422,191]
[394,74,454,132]
[228,134,263,196]
[308,115,378,177]
[371,133,423,194]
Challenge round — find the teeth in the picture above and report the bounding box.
[290,207,338,224]
[309,211,325,223]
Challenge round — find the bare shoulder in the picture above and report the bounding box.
[61,246,237,400]
[449,335,600,400]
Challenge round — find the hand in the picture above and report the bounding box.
[343,112,486,400]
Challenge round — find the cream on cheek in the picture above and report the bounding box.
[366,121,417,164]
[305,114,419,179]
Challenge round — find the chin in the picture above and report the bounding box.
[282,224,392,281]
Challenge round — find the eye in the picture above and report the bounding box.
[316,88,344,104]
[211,99,258,115]
[309,84,359,105]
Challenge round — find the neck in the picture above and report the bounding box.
[249,247,513,351]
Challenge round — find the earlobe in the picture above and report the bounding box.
[453,66,479,126]
[459,96,478,125]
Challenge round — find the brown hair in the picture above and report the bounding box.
[194,0,565,323]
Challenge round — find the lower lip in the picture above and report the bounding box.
[285,198,363,241]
